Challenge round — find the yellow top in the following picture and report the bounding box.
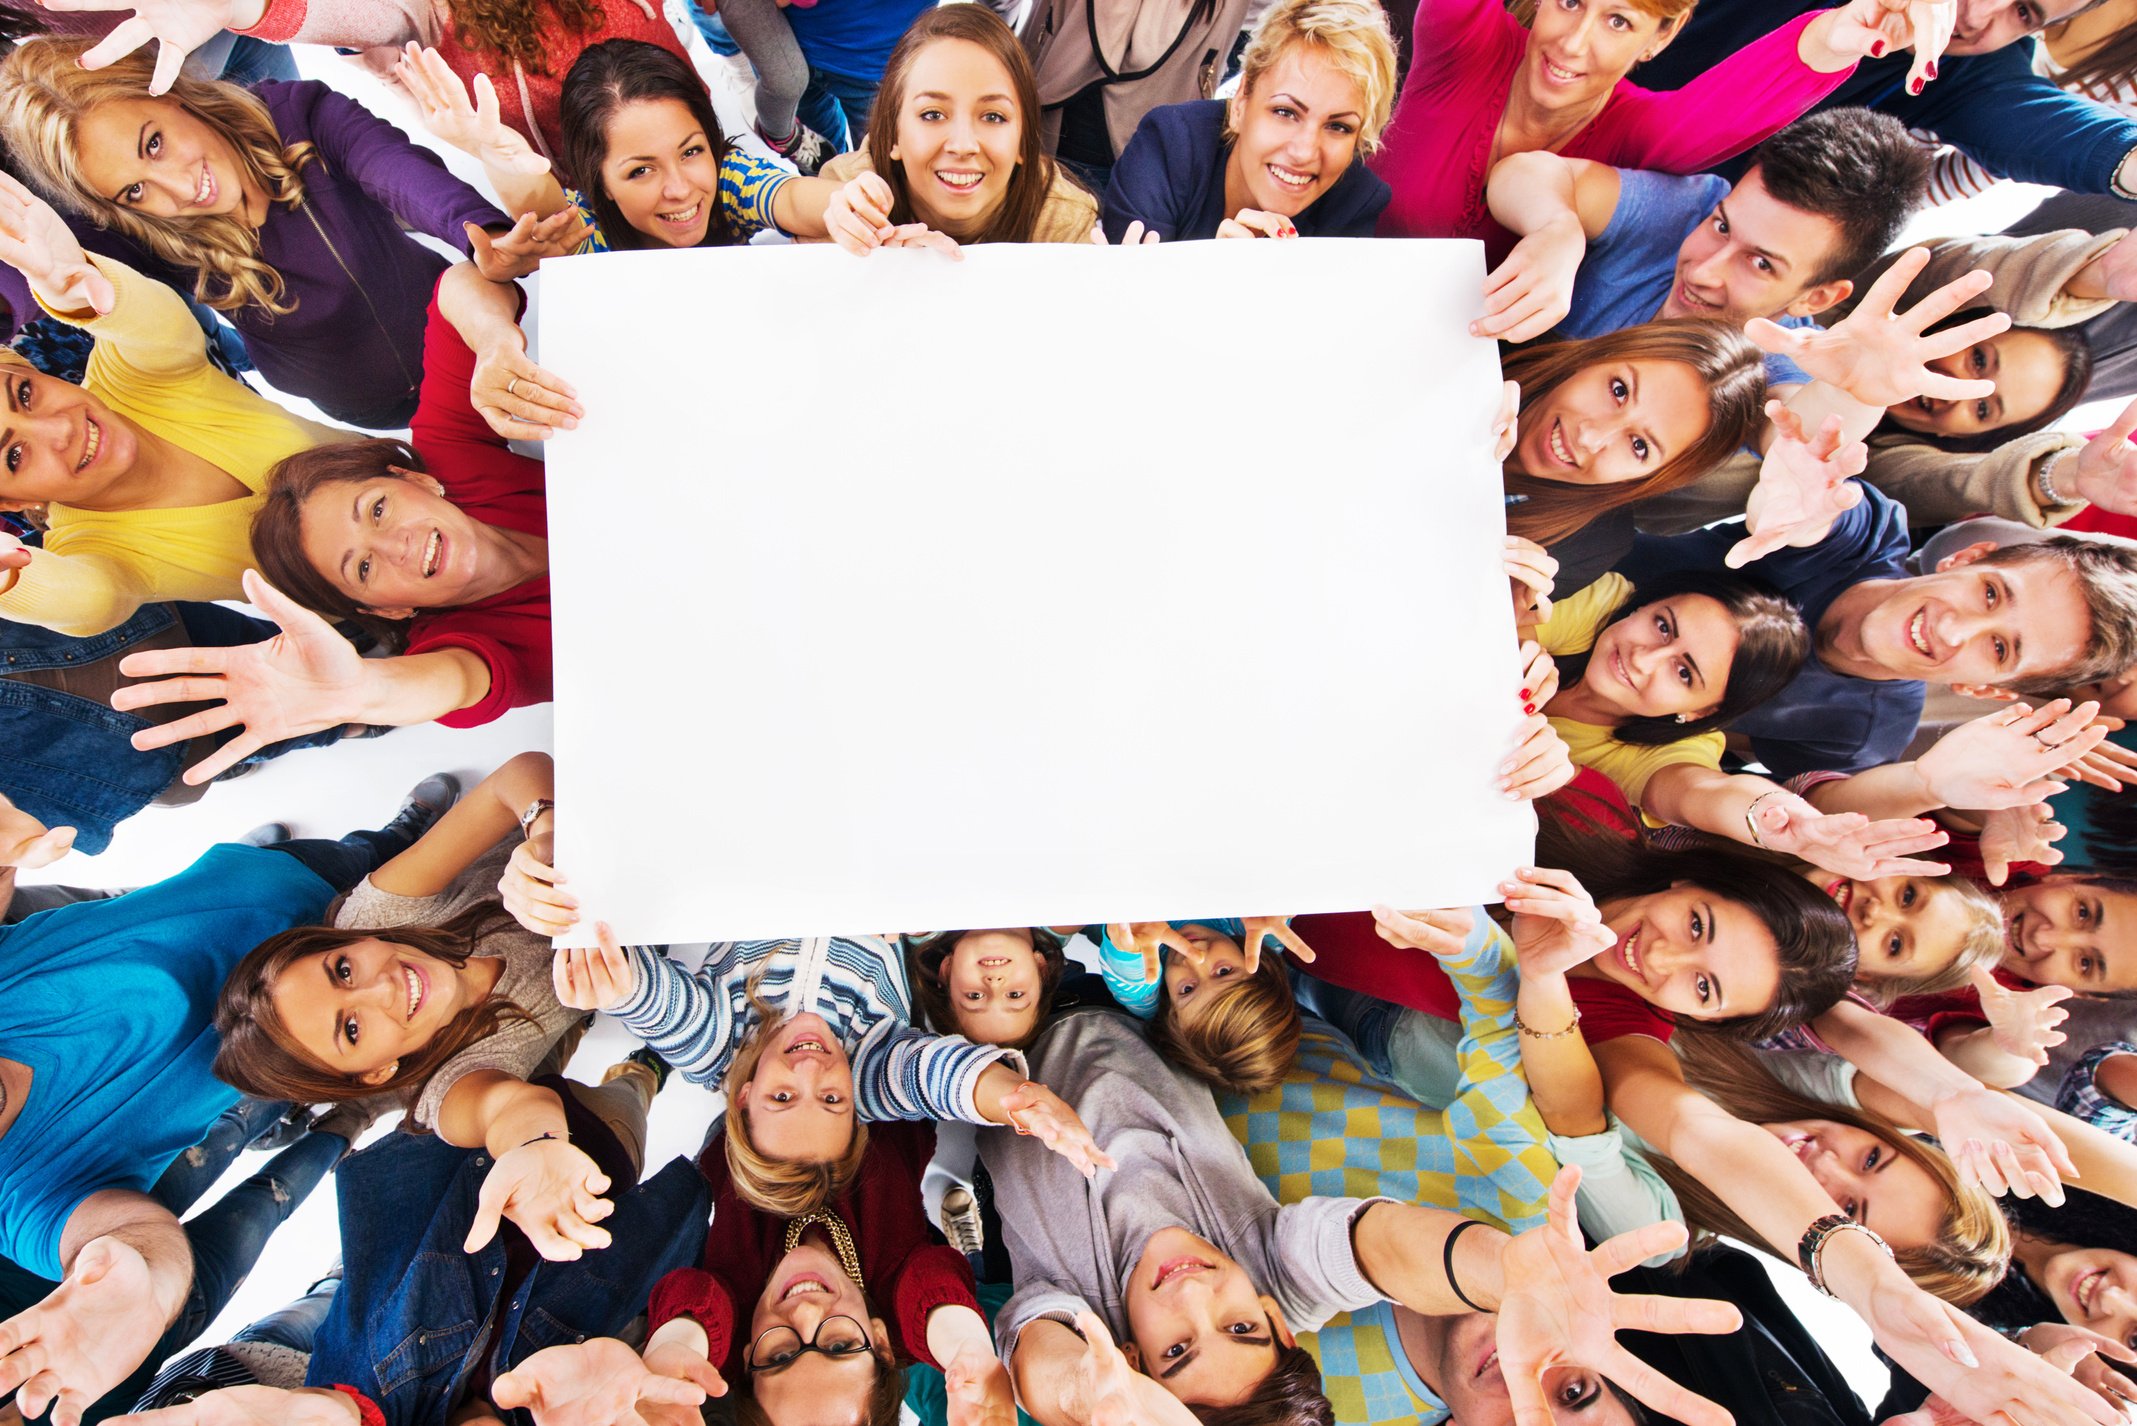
[819,150,1101,244]
[1536,572,1724,811]
[9,255,348,636]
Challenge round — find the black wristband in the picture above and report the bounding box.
[518,1130,561,1150]
[1443,1216,1493,1313]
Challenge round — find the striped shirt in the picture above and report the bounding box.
[1220,914,1562,1426]
[614,939,1019,1126]
[566,148,794,254]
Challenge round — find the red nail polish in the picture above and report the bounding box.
[1927,61,1937,79]
[1870,39,1884,55]
[1910,76,1923,93]
[1524,702,1538,715]
[1519,687,1532,700]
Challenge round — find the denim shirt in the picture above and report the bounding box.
[305,1131,710,1426]
[0,604,186,854]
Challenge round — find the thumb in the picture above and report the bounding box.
[465,222,497,264]
[1968,964,2006,1000]
[70,1235,121,1284]
[240,568,325,635]
[83,265,114,317]
[464,1167,512,1252]
[2102,393,2137,449]
[1742,316,1798,355]
[684,1357,728,1398]
[2042,1336,2100,1374]
[489,1370,536,1411]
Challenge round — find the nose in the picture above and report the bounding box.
[946,116,979,154]
[660,166,690,200]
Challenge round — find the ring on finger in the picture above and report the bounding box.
[507,377,521,399]
[2033,730,2061,750]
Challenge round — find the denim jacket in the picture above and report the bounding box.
[0,604,185,854]
[305,1131,711,1426]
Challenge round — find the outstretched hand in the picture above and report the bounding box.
[110,570,370,785]
[551,921,637,1010]
[0,170,112,317]
[491,1339,718,1426]
[1727,401,1866,569]
[0,1237,168,1426]
[2070,396,2137,516]
[1493,1167,1742,1426]
[1070,1313,1203,1426]
[998,1080,1117,1179]
[1977,801,2067,886]
[1969,965,2072,1069]
[464,1135,614,1260]
[1749,794,1951,880]
[42,0,261,94]
[1499,866,1615,978]
[1746,249,2007,411]
[1929,1084,2074,1204]
[1915,699,2103,811]
[110,1387,364,1426]
[395,44,551,175]
[0,798,74,871]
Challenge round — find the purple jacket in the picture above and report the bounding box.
[5,80,504,426]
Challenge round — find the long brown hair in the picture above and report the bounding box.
[1502,319,1766,547]
[448,0,608,79]
[1149,952,1301,1094]
[559,39,737,248]
[865,5,1080,244]
[2048,7,2137,99]
[251,437,427,643]
[1655,1038,2011,1305]
[212,902,534,1119]
[0,37,317,314]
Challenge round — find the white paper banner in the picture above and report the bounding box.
[543,239,1533,945]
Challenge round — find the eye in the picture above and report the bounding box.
[1863,1144,1882,1172]
[1272,104,1299,119]
[2080,954,2101,979]
[145,130,161,158]
[1712,212,1729,235]
[1226,1321,1257,1336]
[962,990,982,1001]
[1899,883,1918,908]
[1327,120,1354,135]
[1843,1198,1863,1223]
[1177,980,1196,998]
[1630,434,1651,462]
[1753,255,1774,274]
[1007,989,1026,1000]
[1970,347,1988,372]
[334,955,353,983]
[983,109,1011,123]
[357,556,372,584]
[1674,659,1692,688]
[821,1091,843,1105]
[1557,1376,1602,1409]
[625,163,652,180]
[4,443,19,475]
[1884,931,1905,959]
[1607,12,1628,27]
[341,1014,360,1046]
[1992,636,2009,665]
[371,496,386,521]
[919,107,945,121]
[1688,908,1705,940]
[2077,901,2096,926]
[1163,1343,1189,1360]
[772,1089,794,1103]
[682,143,706,157]
[1694,972,1713,1005]
[14,379,28,410]
[1609,376,1628,403]
[1974,400,1991,422]
[1212,964,1235,979]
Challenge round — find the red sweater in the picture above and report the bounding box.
[405,291,551,728]
[647,1122,978,1377]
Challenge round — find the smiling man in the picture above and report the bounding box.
[1620,485,2137,777]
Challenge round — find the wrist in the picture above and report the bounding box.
[2040,447,2081,509]
[229,0,272,28]
[650,1313,712,1358]
[1817,1223,1902,1304]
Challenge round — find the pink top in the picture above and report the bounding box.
[1370,0,1849,262]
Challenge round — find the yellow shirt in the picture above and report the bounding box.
[10,255,348,636]
[818,151,1101,244]
[1536,572,1724,809]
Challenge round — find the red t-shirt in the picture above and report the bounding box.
[646,1121,977,1377]
[404,289,550,728]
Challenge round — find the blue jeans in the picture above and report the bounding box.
[688,4,741,54]
[0,603,353,854]
[796,66,879,152]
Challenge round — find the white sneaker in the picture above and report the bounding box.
[940,1185,984,1256]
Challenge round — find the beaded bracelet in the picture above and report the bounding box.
[1515,1008,1582,1040]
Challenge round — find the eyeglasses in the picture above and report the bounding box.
[746,1314,874,1376]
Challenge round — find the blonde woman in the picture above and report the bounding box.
[1100,0,1396,240]
[0,168,349,636]
[0,36,572,428]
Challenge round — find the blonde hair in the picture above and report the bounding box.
[1854,875,2007,1007]
[1226,0,1399,152]
[1658,1039,2011,1305]
[0,37,316,314]
[1150,954,1301,1094]
[720,984,870,1217]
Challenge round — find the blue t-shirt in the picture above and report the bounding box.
[1556,167,1810,388]
[1102,100,1393,242]
[0,845,334,1278]
[784,0,934,84]
[1617,482,1924,779]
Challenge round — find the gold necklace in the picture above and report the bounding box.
[783,1209,865,1293]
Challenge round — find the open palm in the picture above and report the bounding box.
[0,1238,168,1426]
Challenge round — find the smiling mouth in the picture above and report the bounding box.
[655,200,703,226]
[1673,280,1716,312]
[195,160,216,207]
[786,1034,830,1056]
[1612,648,1632,690]
[1541,56,1583,83]
[1267,162,1314,192]
[1547,417,1576,468]
[935,169,985,193]
[2076,1267,2110,1317]
[1152,1256,1211,1291]
[1474,1346,1500,1383]
[782,1272,834,1301]
[422,528,441,578]
[1616,924,1644,981]
[1825,879,1853,913]
[402,960,428,1021]
[1906,608,1933,658]
[75,415,100,472]
[977,956,1012,967]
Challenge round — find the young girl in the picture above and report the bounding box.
[0,38,568,429]
[904,926,1071,1051]
[1526,568,1956,882]
[0,174,347,638]
[399,39,916,261]
[1100,0,1395,241]
[1095,918,1309,1094]
[815,6,1100,248]
[211,751,628,1264]
[113,263,554,781]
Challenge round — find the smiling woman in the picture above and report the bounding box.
[1873,317,2094,453]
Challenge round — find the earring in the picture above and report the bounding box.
[1674,712,1691,724]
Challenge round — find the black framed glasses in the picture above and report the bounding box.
[746,1315,873,1376]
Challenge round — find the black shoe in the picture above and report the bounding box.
[382,773,460,845]
[239,821,291,847]
[250,1100,317,1151]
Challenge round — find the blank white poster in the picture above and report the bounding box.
[542,239,1533,945]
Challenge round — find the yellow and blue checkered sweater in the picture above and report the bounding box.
[1219,913,1560,1426]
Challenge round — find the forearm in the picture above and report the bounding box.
[1515,974,1607,1136]
[971,1062,1026,1127]
[355,648,495,726]
[770,175,837,240]
[1483,152,1580,234]
[1010,1321,1092,1426]
[436,1070,567,1153]
[58,1193,190,1328]
[1352,1201,1513,1316]
[1640,763,1782,848]
[1804,762,1941,818]
[1935,1025,2040,1090]
[1812,1002,1983,1110]
[1783,378,1886,450]
[2017,1095,2137,1207]
[1794,6,1866,72]
[925,1304,993,1370]
[470,749,554,833]
[435,261,528,359]
[491,171,570,225]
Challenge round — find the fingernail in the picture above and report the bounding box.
[1524,702,1537,715]
[1519,687,1532,700]
[1948,1340,1979,1369]
[1869,39,1884,55]
[1927,61,1938,78]
[1910,77,1924,93]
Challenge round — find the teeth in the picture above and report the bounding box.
[1544,59,1580,80]
[936,171,983,191]
[404,965,420,1019]
[784,1279,831,1300]
[790,1036,826,1052]
[197,163,212,205]
[1268,164,1312,187]
[1548,420,1575,467]
[1908,610,1930,656]
[657,201,702,223]
[75,416,99,472]
[423,529,440,577]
